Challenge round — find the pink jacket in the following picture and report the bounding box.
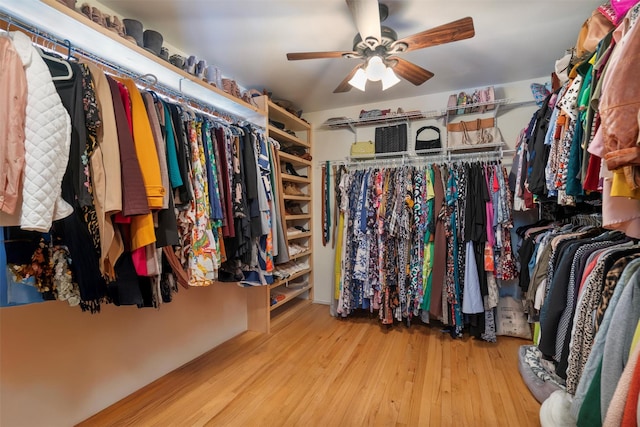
[0,35,27,214]
[599,17,640,190]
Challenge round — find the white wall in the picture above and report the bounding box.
[306,77,545,306]
[0,284,248,427]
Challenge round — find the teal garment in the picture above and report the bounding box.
[162,101,183,188]
[577,358,603,427]
[566,63,593,197]
[566,116,585,197]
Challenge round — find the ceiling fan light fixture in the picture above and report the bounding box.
[365,55,386,81]
[381,67,400,90]
[348,67,368,91]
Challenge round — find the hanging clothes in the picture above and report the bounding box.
[0,33,281,310]
[334,158,514,340]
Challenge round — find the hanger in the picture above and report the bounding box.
[135,73,158,90]
[62,39,77,61]
[37,47,73,81]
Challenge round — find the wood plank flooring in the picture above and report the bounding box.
[78,300,540,426]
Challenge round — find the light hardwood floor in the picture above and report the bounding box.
[78,300,540,427]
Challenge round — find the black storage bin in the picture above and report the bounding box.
[374,124,408,154]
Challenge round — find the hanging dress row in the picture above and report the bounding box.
[516,219,640,425]
[510,3,640,239]
[0,30,282,311]
[333,158,518,341]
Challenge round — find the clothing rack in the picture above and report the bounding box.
[319,148,515,169]
[0,11,259,128]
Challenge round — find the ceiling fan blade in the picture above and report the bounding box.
[333,65,363,93]
[392,17,475,52]
[390,57,434,86]
[346,0,381,43]
[287,51,356,60]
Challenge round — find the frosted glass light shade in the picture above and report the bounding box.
[348,68,368,91]
[365,56,386,81]
[381,67,401,90]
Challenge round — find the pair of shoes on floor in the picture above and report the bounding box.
[283,182,305,196]
[285,162,307,178]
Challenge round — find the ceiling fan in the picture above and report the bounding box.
[286,0,475,93]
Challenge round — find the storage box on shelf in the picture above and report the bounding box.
[249,96,314,333]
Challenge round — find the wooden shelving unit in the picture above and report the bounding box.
[247,97,314,333]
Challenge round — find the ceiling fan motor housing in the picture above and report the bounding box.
[352,25,399,57]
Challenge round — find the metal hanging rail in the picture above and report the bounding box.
[0,3,266,127]
[318,148,516,169]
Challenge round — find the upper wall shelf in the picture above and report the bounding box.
[321,99,538,131]
[0,0,266,127]
[323,110,440,130]
[445,99,537,120]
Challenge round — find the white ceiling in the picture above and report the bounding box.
[98,0,602,114]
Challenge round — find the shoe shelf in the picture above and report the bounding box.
[285,214,311,221]
[287,231,312,240]
[270,268,312,290]
[279,151,311,166]
[269,127,311,149]
[263,100,311,133]
[289,250,312,261]
[269,284,313,311]
[283,194,311,201]
[0,0,267,127]
[281,174,310,184]
[247,96,313,334]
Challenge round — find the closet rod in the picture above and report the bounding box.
[320,149,515,168]
[0,13,253,127]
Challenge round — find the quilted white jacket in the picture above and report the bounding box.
[0,32,73,232]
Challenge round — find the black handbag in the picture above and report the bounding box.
[374,124,408,154]
[415,126,441,153]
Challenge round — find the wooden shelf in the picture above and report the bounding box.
[246,94,312,333]
[265,101,310,132]
[281,174,310,184]
[0,0,266,127]
[289,250,311,261]
[286,231,312,240]
[269,284,312,311]
[283,194,311,201]
[285,214,311,221]
[279,151,311,166]
[270,127,311,148]
[270,268,312,290]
